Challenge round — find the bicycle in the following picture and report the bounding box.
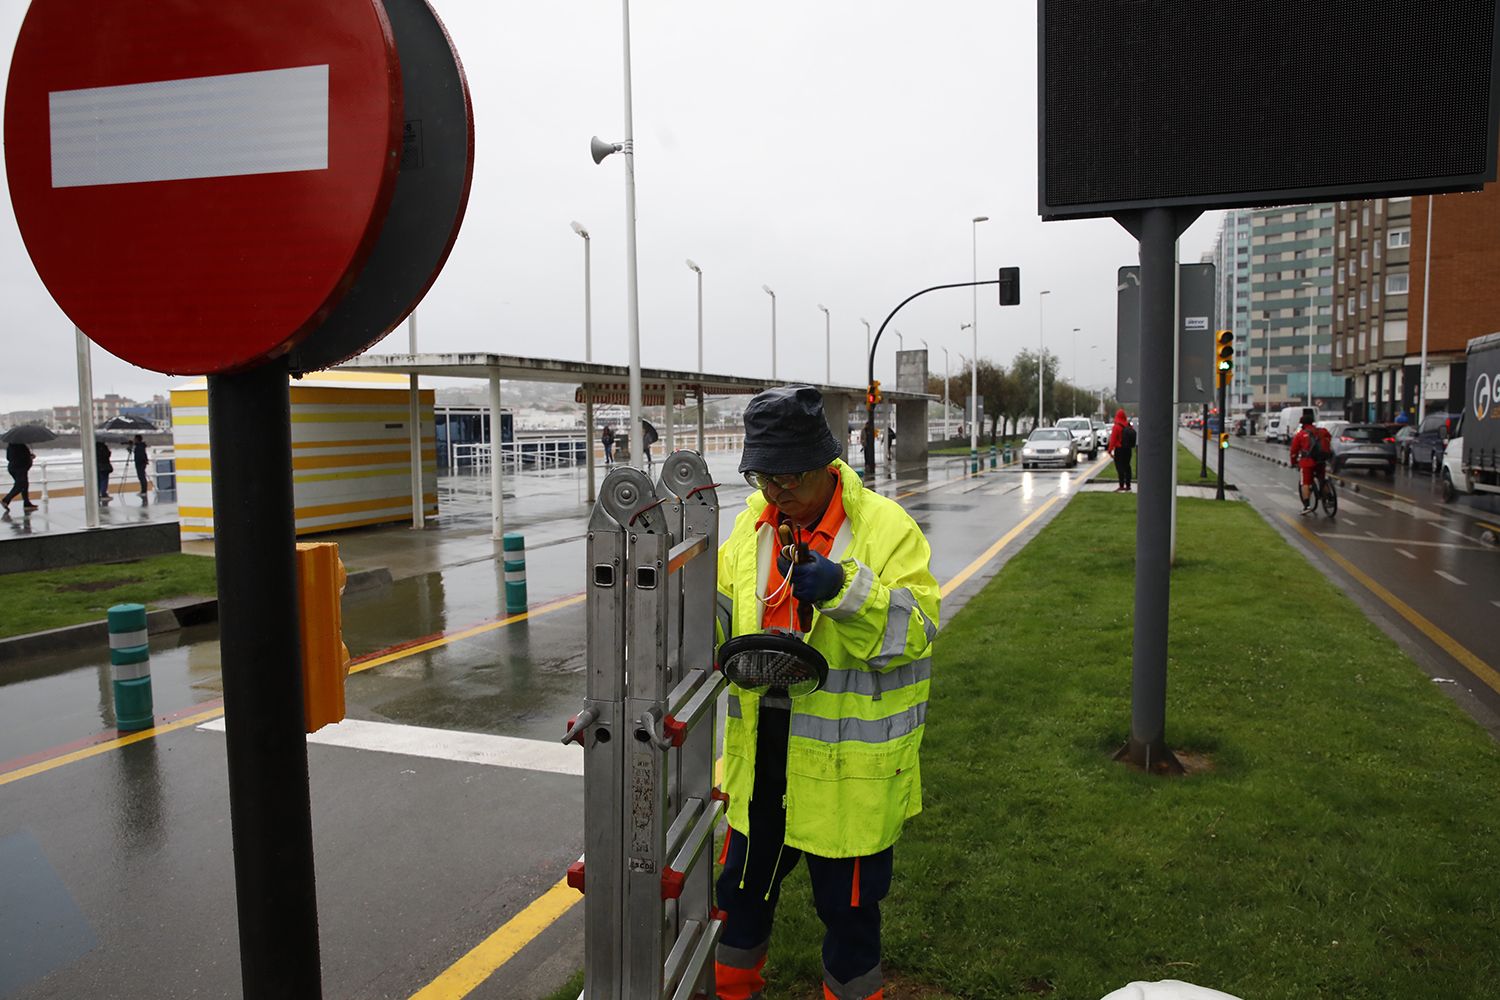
[1301,465,1337,517]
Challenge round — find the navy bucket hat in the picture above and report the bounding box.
[738,384,843,475]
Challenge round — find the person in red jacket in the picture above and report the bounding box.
[1106,409,1135,492]
[1289,413,1332,513]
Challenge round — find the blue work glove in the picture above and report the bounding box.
[777,549,846,605]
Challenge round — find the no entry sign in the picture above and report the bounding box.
[4,0,402,375]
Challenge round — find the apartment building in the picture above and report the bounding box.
[1209,204,1339,415]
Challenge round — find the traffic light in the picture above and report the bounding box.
[866,380,882,406]
[1215,329,1234,387]
[997,266,1021,306]
[1219,432,1229,450]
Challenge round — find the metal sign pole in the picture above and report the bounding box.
[206,357,322,996]
[1114,207,1193,773]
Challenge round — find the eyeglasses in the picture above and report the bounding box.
[744,470,811,491]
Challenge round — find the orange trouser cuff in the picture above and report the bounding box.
[716,957,767,1000]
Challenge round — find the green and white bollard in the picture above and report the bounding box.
[108,603,154,731]
[989,444,998,469]
[503,532,528,614]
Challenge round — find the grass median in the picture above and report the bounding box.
[3,553,217,638]
[752,492,1500,999]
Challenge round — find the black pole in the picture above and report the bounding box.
[864,278,1001,479]
[1199,402,1209,478]
[1114,207,1193,774]
[1215,375,1229,500]
[207,358,323,997]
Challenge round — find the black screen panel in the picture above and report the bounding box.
[1041,0,1500,218]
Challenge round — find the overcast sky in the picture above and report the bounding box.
[0,0,1222,413]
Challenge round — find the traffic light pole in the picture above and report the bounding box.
[1215,376,1228,501]
[1199,403,1209,478]
[863,279,1002,480]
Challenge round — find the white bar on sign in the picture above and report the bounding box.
[49,65,329,188]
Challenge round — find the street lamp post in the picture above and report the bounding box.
[686,259,702,371]
[586,0,645,468]
[971,215,989,472]
[942,346,951,442]
[818,304,831,384]
[1418,194,1435,424]
[686,258,704,451]
[1301,280,1316,408]
[571,221,595,502]
[1071,327,1081,417]
[1038,289,1052,427]
[762,285,777,378]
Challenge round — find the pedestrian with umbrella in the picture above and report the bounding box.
[2,424,51,513]
[641,417,659,471]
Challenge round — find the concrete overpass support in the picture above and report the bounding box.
[822,392,852,460]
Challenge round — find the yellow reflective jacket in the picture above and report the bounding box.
[715,459,940,857]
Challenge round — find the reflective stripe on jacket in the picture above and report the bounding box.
[716,458,940,857]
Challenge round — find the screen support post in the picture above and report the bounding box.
[1112,207,1197,774]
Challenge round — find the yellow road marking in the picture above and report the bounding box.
[1,596,587,787]
[408,877,581,1000]
[1284,515,1500,696]
[940,495,1063,598]
[350,595,586,675]
[0,706,228,788]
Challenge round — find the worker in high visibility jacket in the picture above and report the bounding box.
[714,385,940,1000]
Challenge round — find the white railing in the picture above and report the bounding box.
[26,449,178,503]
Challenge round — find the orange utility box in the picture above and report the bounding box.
[295,542,349,733]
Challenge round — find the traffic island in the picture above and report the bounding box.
[741,492,1500,999]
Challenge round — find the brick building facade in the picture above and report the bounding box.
[1331,181,1500,421]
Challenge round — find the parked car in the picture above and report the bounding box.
[1021,427,1079,469]
[1329,423,1397,475]
[1056,416,1099,459]
[1406,411,1460,471]
[1263,416,1282,443]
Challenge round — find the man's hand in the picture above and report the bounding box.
[777,549,846,605]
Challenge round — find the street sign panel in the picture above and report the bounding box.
[4,0,402,375]
[1115,263,1216,405]
[289,0,474,373]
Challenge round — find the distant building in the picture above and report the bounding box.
[1331,186,1500,421]
[51,393,140,428]
[1209,204,1339,414]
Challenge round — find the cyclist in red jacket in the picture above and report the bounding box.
[1289,413,1332,513]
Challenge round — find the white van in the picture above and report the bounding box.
[1263,416,1281,443]
[1276,406,1316,442]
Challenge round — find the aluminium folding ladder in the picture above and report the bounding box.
[564,450,725,999]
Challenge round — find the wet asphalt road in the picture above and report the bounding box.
[0,455,1102,999]
[1209,431,1500,729]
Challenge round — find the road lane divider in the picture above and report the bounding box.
[1284,514,1500,697]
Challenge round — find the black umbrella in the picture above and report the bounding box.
[641,418,659,446]
[100,415,156,431]
[1,424,56,444]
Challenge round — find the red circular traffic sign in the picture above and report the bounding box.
[4,0,402,375]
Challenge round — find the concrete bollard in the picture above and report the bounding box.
[503,532,528,614]
[108,603,154,731]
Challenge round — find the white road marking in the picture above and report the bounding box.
[199,717,583,776]
[50,65,329,188]
[1435,571,1467,586]
[1395,548,1417,560]
[1316,534,1490,552]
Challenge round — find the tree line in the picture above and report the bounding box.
[925,349,1120,443]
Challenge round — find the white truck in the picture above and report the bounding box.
[1441,332,1500,501]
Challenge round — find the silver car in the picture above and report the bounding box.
[1021,427,1078,469]
[1330,423,1397,475]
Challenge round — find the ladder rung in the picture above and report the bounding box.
[668,916,723,1000]
[660,917,704,999]
[662,797,705,870]
[666,533,709,574]
[664,670,725,745]
[661,798,723,900]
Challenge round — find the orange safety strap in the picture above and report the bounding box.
[850,856,861,908]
